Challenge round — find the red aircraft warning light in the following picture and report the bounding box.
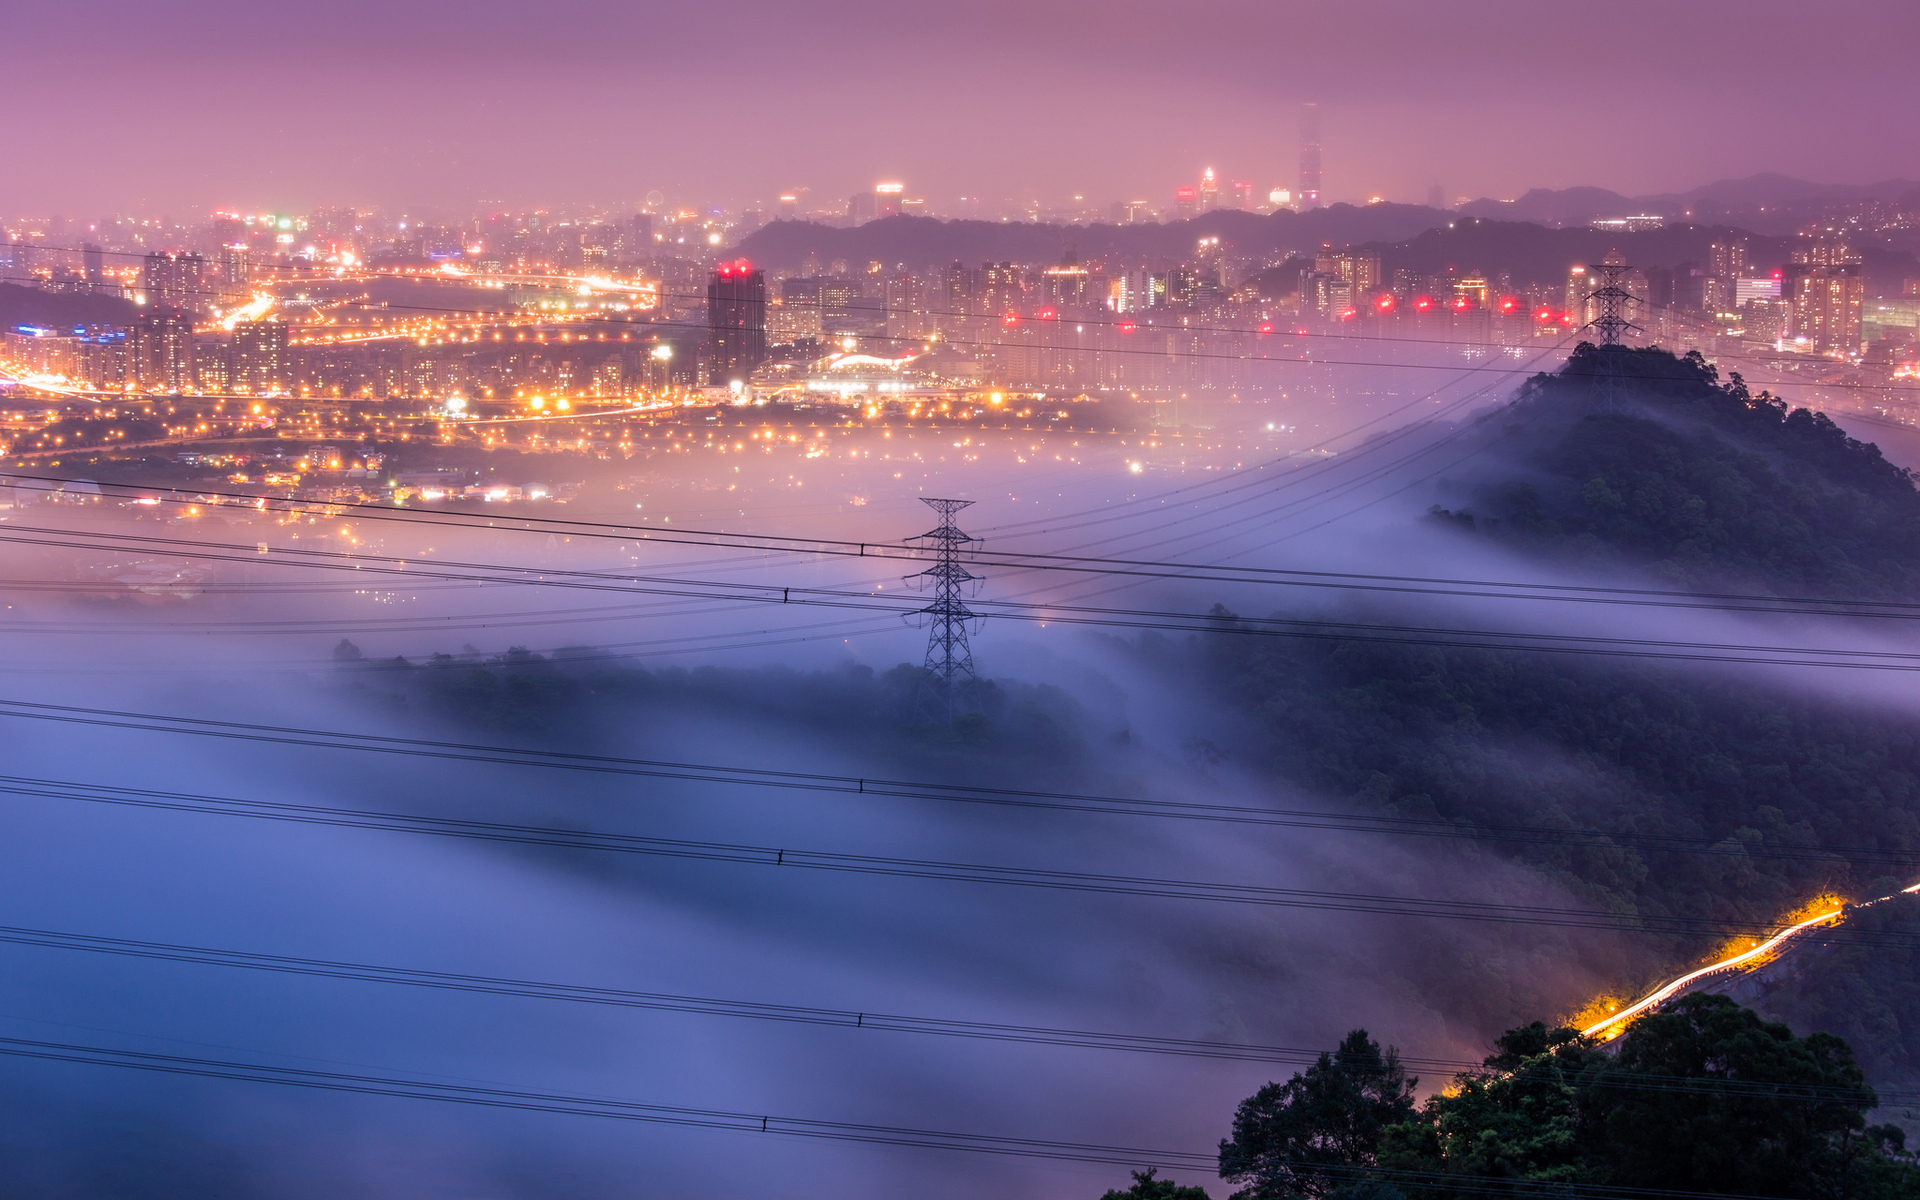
[1498,296,1518,313]
[1451,295,1471,311]
[1036,307,1058,321]
[1413,296,1434,312]
[1118,319,1136,334]
[1535,306,1556,323]
[1375,294,1396,313]
[1002,310,1021,327]
[1258,321,1275,334]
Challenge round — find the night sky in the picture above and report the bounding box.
[3,0,1915,214]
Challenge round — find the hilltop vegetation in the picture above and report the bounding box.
[1197,995,1919,1200]
[1432,344,1920,597]
[1185,347,1920,989]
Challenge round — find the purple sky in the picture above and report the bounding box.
[4,0,1915,215]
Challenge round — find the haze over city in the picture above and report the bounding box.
[5,0,1918,214]
[2,3,1920,1198]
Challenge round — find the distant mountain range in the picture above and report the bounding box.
[733,204,1451,273]
[1459,173,1920,232]
[734,208,1920,292]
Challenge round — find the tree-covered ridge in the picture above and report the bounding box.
[1435,345,1920,596]
[1206,997,1919,1200]
[1191,623,1920,970]
[335,644,1093,778]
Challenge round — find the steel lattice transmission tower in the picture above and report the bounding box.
[1582,252,1644,414]
[907,498,982,722]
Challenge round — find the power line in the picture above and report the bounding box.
[0,692,1908,867]
[3,916,1911,1107]
[11,470,1920,624]
[0,919,1443,1069]
[3,752,1916,945]
[0,1031,1221,1171]
[0,1029,1901,1193]
[10,521,1920,673]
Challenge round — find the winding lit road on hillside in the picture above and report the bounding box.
[1584,880,1920,1041]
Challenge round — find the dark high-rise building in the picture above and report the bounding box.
[81,243,105,291]
[1298,103,1323,209]
[706,260,767,385]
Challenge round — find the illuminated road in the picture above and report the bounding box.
[214,291,276,331]
[1583,878,1920,1041]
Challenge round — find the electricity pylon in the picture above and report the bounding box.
[907,497,981,723]
[1583,252,1644,414]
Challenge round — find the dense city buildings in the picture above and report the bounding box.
[2,179,1915,473]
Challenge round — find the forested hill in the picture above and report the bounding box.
[1181,346,1920,1077]
[1429,344,1920,599]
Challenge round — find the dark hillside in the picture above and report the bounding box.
[1178,347,1920,1014]
[0,283,139,330]
[1430,344,1920,598]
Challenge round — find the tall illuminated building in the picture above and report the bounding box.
[233,320,289,393]
[1705,238,1749,313]
[1785,236,1864,355]
[875,181,905,218]
[1198,168,1220,212]
[1298,103,1323,209]
[218,245,252,305]
[141,251,211,314]
[1232,179,1255,211]
[131,311,195,392]
[706,260,767,385]
[1173,186,1198,221]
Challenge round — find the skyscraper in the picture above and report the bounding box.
[1706,238,1749,312]
[1785,236,1864,355]
[1298,103,1323,210]
[1198,168,1220,212]
[131,311,195,392]
[233,320,290,393]
[706,260,768,385]
[141,251,211,314]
